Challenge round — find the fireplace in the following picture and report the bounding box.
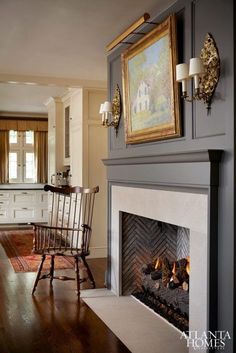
[121,212,190,331]
[103,150,222,353]
[110,185,208,337]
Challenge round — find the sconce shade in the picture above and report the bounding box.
[176,63,189,82]
[99,103,104,114]
[189,58,204,77]
[103,101,112,113]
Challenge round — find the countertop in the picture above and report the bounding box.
[0,183,45,190]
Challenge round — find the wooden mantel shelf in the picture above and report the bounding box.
[102,149,223,166]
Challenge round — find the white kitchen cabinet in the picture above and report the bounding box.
[0,189,48,224]
[0,192,11,222]
[45,87,108,258]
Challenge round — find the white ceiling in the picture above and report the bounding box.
[0,83,67,114]
[0,0,176,113]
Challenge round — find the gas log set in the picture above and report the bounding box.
[132,257,190,332]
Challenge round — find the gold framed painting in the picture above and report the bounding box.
[121,14,181,144]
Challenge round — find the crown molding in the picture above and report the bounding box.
[60,88,81,102]
[0,73,107,90]
[44,96,63,107]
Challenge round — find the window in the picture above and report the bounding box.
[9,130,35,183]
[9,130,18,144]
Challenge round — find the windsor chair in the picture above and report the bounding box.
[32,184,99,296]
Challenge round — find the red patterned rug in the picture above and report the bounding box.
[0,229,74,273]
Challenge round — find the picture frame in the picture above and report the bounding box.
[121,14,181,144]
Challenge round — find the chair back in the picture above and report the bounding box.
[34,184,99,255]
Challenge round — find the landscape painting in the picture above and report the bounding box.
[122,15,181,144]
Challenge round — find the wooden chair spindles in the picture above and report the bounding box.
[31,184,99,295]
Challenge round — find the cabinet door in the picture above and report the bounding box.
[36,191,48,222]
[64,105,71,165]
[13,191,36,205]
[12,191,36,222]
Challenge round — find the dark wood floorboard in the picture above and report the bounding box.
[0,244,131,353]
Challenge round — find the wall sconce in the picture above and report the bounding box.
[99,84,121,135]
[176,33,220,112]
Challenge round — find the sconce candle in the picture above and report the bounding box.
[176,63,189,95]
[99,103,105,123]
[189,57,204,90]
[99,84,121,134]
[102,101,112,123]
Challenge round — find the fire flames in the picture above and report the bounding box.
[154,257,190,276]
[186,256,190,275]
[154,257,162,270]
[172,261,176,274]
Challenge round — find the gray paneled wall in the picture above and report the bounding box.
[107,0,233,160]
[107,0,234,351]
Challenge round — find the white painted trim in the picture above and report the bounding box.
[44,96,62,107]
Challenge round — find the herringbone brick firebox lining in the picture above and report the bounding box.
[122,212,189,295]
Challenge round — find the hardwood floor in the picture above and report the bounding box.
[0,245,131,353]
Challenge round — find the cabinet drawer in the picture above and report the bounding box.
[13,208,35,220]
[13,192,36,204]
[0,210,9,222]
[0,192,10,199]
[0,199,10,207]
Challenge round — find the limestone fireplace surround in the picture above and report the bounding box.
[110,185,208,335]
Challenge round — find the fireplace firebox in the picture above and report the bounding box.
[122,212,190,331]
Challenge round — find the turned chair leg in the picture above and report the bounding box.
[81,255,96,288]
[74,256,80,296]
[32,254,46,295]
[50,255,55,284]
